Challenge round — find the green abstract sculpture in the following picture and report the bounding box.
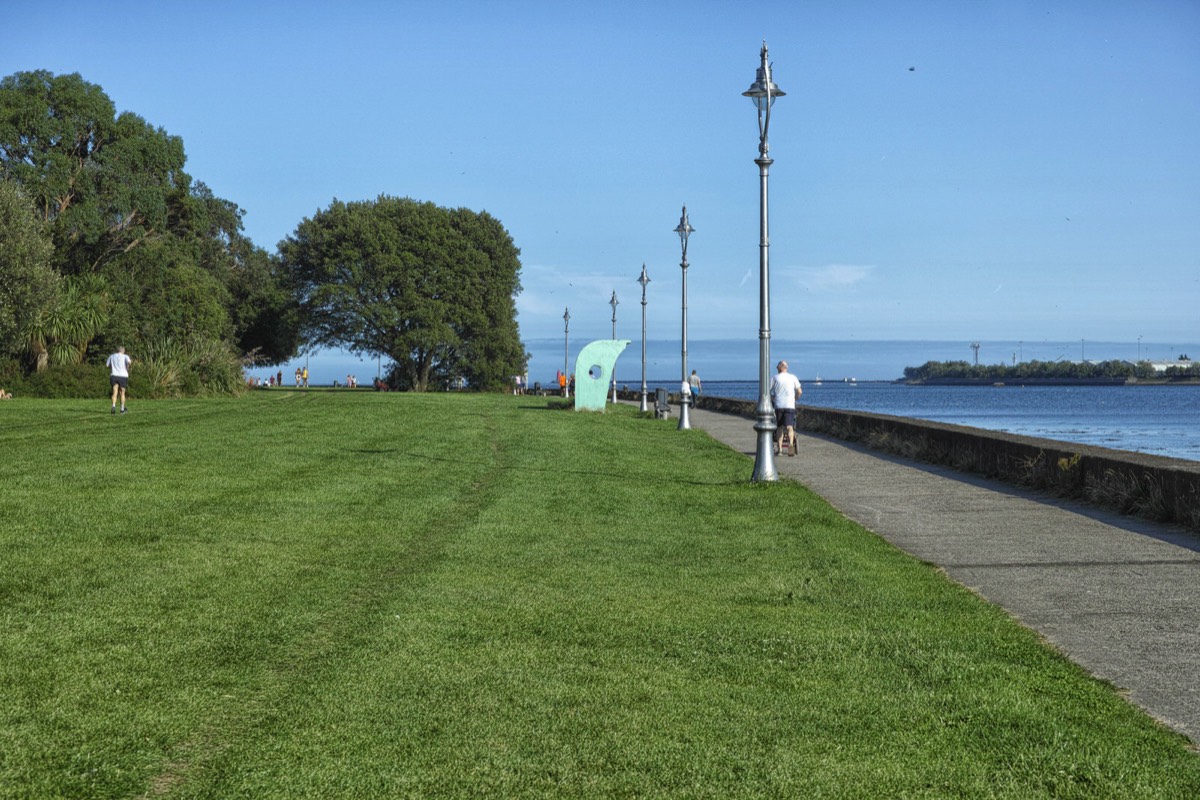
[574,340,631,412]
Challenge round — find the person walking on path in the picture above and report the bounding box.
[106,346,132,415]
[769,359,802,456]
[689,370,702,399]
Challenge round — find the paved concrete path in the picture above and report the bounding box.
[685,405,1200,746]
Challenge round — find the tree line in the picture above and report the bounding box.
[903,358,1200,383]
[0,70,524,395]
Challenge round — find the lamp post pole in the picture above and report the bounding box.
[563,307,570,398]
[637,264,651,412]
[609,291,619,403]
[744,42,785,482]
[674,206,694,430]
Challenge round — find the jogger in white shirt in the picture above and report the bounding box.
[769,360,802,456]
[106,346,132,414]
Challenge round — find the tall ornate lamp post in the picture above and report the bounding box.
[563,307,570,398]
[674,206,694,430]
[609,291,620,403]
[744,42,785,482]
[637,264,651,412]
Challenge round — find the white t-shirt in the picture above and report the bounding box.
[770,371,802,410]
[107,352,131,378]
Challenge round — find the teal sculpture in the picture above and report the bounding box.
[574,340,631,412]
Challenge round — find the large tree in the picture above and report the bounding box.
[0,70,301,373]
[280,196,525,391]
[0,70,186,276]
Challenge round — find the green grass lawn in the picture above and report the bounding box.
[1,391,1197,798]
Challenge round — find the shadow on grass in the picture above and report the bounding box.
[517,400,573,411]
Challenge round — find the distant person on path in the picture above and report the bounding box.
[302,367,309,388]
[106,346,132,415]
[689,369,702,399]
[558,370,567,397]
[277,370,282,387]
[770,359,802,456]
[295,368,302,387]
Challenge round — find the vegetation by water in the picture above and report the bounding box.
[905,357,1199,383]
[2,392,1197,797]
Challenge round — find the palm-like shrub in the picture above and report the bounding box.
[23,275,108,371]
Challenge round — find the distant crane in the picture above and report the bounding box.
[970,342,981,366]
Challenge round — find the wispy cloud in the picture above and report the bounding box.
[796,264,874,291]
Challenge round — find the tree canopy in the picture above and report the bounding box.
[280,196,525,391]
[0,70,300,383]
[0,181,58,357]
[0,70,185,276]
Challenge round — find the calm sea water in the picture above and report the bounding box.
[525,337,1198,385]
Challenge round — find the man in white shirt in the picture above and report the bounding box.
[106,346,132,414]
[769,359,803,456]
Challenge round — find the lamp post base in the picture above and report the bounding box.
[639,389,648,413]
[678,395,692,430]
[750,394,778,481]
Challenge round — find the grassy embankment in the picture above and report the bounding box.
[2,391,1197,798]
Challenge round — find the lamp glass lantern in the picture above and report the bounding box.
[743,42,786,148]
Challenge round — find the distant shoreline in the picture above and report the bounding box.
[905,377,1200,387]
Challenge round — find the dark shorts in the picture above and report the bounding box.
[111,375,128,389]
[775,408,796,429]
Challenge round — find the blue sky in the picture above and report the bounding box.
[4,1,1197,376]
